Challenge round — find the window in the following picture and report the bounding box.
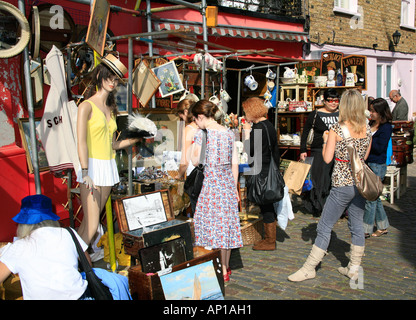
[333,0,359,15]
[377,61,393,100]
[401,0,415,29]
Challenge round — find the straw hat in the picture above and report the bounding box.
[101,54,127,81]
[13,194,60,225]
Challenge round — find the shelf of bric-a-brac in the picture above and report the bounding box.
[309,86,362,108]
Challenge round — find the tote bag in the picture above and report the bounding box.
[246,122,285,205]
[341,125,384,201]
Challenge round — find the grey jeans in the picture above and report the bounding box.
[315,185,366,250]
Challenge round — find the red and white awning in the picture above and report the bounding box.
[153,21,309,43]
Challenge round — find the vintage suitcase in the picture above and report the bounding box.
[128,246,224,300]
[114,189,193,264]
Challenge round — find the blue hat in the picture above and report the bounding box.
[13,195,60,225]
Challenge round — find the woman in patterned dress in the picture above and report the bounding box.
[289,89,372,282]
[190,100,243,282]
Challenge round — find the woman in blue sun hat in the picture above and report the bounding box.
[0,194,90,299]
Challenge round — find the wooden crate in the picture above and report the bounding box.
[128,246,224,300]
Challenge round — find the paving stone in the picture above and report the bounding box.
[224,162,416,300]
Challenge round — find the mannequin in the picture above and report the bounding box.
[76,54,139,245]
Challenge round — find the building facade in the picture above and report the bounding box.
[307,0,416,118]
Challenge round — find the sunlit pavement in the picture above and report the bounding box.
[226,161,416,300]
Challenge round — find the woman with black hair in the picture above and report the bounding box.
[363,98,392,238]
[299,88,340,216]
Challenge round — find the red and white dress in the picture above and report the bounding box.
[193,128,243,249]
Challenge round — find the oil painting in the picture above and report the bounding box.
[160,261,224,300]
[152,61,184,98]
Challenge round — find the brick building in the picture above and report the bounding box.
[307,0,416,117]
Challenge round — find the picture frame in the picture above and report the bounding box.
[152,61,184,98]
[160,260,224,300]
[295,60,321,83]
[132,60,161,107]
[86,0,110,56]
[17,117,49,173]
[114,80,128,113]
[139,237,187,273]
[320,51,343,77]
[122,191,167,230]
[341,54,367,90]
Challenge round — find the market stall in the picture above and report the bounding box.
[3,0,309,300]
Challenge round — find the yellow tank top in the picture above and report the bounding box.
[86,100,117,160]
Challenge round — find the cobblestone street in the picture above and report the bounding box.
[225,162,416,300]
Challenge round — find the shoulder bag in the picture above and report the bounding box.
[184,129,207,201]
[341,125,384,201]
[66,227,113,300]
[306,111,317,146]
[246,122,285,205]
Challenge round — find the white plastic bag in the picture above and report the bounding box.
[273,186,294,230]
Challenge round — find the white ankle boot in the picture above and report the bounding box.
[338,244,365,280]
[288,245,327,282]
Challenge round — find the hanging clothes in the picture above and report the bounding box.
[36,45,80,177]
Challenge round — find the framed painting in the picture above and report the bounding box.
[160,260,224,300]
[152,61,184,98]
[320,51,343,76]
[341,54,367,90]
[139,237,187,273]
[295,60,321,83]
[17,118,49,173]
[121,191,167,230]
[132,60,161,107]
[86,0,110,56]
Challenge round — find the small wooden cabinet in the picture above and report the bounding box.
[280,83,308,102]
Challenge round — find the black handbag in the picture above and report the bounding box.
[66,227,113,300]
[184,130,207,200]
[246,122,285,205]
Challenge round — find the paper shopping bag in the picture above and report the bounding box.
[283,160,311,195]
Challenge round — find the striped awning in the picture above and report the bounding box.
[153,21,309,43]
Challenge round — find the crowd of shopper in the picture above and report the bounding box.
[1,82,406,298]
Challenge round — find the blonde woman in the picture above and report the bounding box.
[288,89,372,282]
[0,195,89,299]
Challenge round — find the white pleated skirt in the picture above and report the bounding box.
[76,158,120,187]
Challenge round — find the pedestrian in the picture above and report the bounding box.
[0,195,89,299]
[190,100,242,282]
[300,88,340,216]
[363,98,392,238]
[242,97,282,251]
[76,54,140,245]
[389,90,408,121]
[288,89,372,282]
[175,98,199,213]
